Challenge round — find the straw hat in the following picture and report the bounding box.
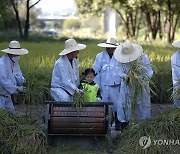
[1,40,29,55]
[114,42,143,63]
[97,37,119,48]
[59,38,86,55]
[172,40,180,48]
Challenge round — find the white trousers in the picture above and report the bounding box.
[50,88,73,102]
[101,85,120,112]
[0,95,15,114]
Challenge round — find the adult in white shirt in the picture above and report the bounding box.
[114,42,153,130]
[0,41,28,114]
[171,40,180,107]
[93,38,121,130]
[51,38,86,101]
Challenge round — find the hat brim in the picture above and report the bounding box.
[97,43,118,48]
[114,44,143,63]
[1,48,29,55]
[59,44,86,55]
[172,40,180,48]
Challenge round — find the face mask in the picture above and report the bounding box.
[12,56,20,62]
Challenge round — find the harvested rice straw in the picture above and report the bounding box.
[73,91,86,108]
[125,57,156,119]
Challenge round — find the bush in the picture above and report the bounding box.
[63,19,81,29]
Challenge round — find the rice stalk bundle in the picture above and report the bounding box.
[0,109,47,154]
[125,58,156,118]
[73,91,85,108]
[114,107,180,154]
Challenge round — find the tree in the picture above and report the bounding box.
[75,0,180,42]
[75,0,106,16]
[9,0,41,40]
[166,0,180,43]
[112,0,142,39]
[75,0,143,39]
[139,0,162,40]
[0,0,17,30]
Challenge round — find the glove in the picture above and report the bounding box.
[17,86,26,93]
[96,97,101,102]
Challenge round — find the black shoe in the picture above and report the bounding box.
[115,120,121,131]
[121,122,129,131]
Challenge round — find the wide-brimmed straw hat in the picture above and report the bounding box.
[97,37,119,48]
[59,38,86,55]
[114,42,143,63]
[172,40,180,48]
[1,40,29,55]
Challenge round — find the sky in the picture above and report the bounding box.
[33,0,77,15]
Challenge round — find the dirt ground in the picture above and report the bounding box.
[14,103,173,153]
[15,103,173,124]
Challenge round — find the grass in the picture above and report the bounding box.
[0,109,47,154]
[0,36,178,105]
[0,34,179,153]
[114,107,180,154]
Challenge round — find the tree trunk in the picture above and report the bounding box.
[10,0,23,39]
[145,12,159,40]
[158,11,163,40]
[171,12,180,42]
[24,0,30,40]
[167,0,173,43]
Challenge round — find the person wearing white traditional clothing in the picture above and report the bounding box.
[114,42,153,130]
[0,41,28,114]
[51,38,86,101]
[93,38,121,130]
[171,40,180,107]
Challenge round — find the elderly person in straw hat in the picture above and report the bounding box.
[114,42,153,130]
[93,37,121,130]
[51,38,86,101]
[0,40,28,114]
[171,40,180,107]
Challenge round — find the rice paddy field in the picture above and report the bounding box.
[0,37,177,105]
[0,37,179,154]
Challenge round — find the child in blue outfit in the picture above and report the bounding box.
[79,68,101,102]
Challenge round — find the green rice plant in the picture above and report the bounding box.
[114,107,180,154]
[0,39,177,105]
[0,109,47,154]
[73,91,85,108]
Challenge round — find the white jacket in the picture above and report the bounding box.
[51,55,79,95]
[93,51,121,86]
[171,51,180,106]
[0,54,25,96]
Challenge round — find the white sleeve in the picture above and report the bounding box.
[141,54,153,78]
[51,63,78,95]
[14,63,25,85]
[0,64,18,94]
[93,54,102,85]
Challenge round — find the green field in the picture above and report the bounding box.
[0,38,178,104]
